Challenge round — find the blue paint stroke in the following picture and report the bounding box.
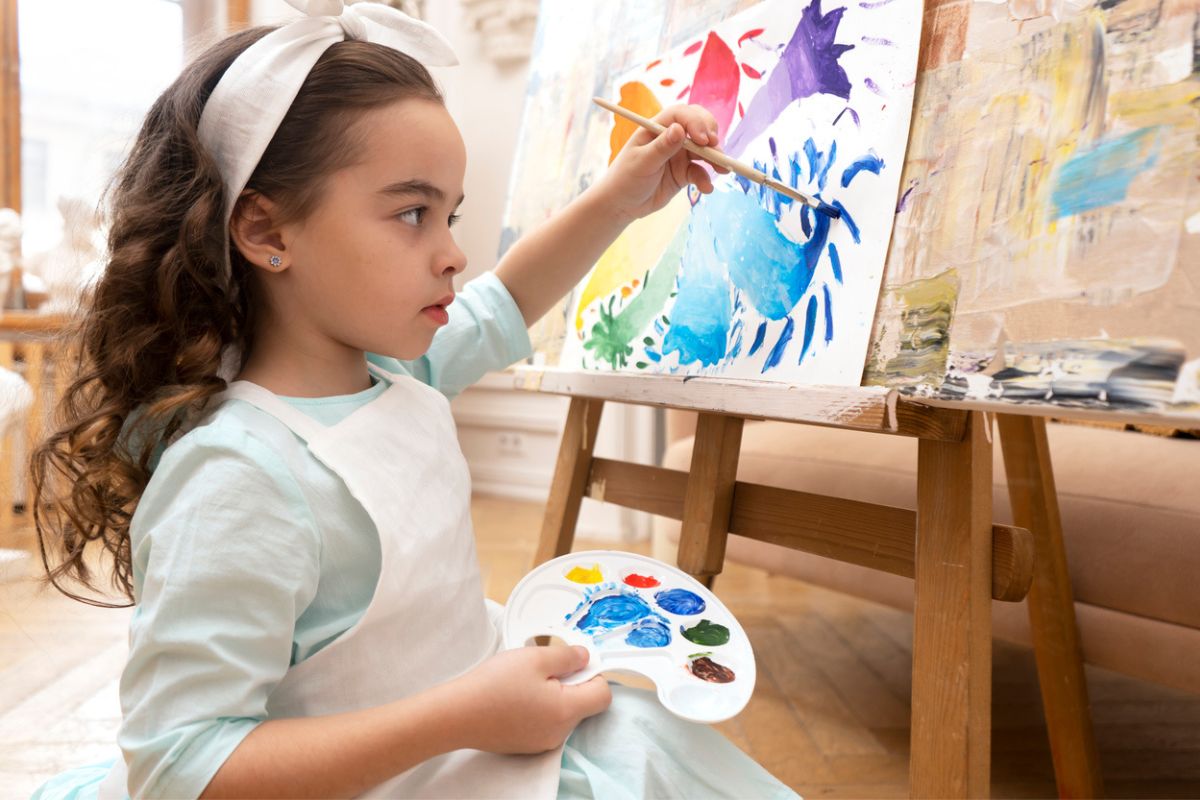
[1051,126,1162,219]
[626,616,671,648]
[763,316,795,373]
[798,294,819,364]
[727,319,744,360]
[828,242,843,283]
[656,588,707,615]
[841,151,885,187]
[831,200,860,242]
[804,138,837,191]
[661,195,734,366]
[822,284,834,343]
[748,321,768,356]
[576,593,652,636]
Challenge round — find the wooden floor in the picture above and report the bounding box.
[3,496,1199,798]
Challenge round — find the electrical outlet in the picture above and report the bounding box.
[497,431,525,456]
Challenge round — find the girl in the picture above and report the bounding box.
[30,3,796,798]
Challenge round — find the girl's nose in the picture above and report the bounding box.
[440,237,467,276]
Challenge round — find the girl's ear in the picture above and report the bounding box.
[230,191,290,273]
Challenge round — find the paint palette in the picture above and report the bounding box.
[501,550,755,724]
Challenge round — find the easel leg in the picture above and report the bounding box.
[997,414,1103,799]
[911,410,992,798]
[534,397,604,566]
[676,413,743,584]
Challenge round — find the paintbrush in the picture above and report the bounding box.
[593,96,841,220]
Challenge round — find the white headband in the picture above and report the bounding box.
[197,0,458,275]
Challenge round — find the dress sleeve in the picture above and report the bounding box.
[369,270,533,400]
[117,424,322,799]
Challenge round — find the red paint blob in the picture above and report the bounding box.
[683,40,703,56]
[741,63,762,79]
[624,573,660,588]
[738,27,765,46]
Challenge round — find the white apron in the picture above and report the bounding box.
[100,364,560,799]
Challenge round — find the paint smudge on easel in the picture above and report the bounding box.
[864,269,958,389]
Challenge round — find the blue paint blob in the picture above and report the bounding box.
[655,588,707,615]
[828,242,843,283]
[576,593,652,636]
[799,294,819,364]
[748,321,768,356]
[823,284,834,344]
[762,316,795,373]
[840,151,885,187]
[625,615,672,648]
[1051,127,1161,219]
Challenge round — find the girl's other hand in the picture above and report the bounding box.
[450,645,611,754]
[596,103,728,223]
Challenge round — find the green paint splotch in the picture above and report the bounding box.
[582,219,688,369]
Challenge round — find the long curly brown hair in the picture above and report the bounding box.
[30,26,443,606]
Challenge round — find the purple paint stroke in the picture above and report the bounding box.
[895,185,914,213]
[859,0,897,8]
[724,0,855,158]
[864,77,886,96]
[832,106,861,129]
[861,35,895,46]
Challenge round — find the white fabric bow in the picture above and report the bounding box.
[198,0,458,277]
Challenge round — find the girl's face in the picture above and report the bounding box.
[281,97,468,362]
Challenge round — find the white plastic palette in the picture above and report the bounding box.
[502,550,756,723]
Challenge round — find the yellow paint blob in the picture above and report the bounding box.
[565,564,604,584]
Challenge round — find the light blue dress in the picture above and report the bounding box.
[32,272,796,800]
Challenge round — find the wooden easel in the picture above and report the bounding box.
[518,368,1103,799]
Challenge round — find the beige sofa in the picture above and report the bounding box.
[653,413,1200,694]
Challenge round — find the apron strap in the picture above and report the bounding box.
[220,380,327,442]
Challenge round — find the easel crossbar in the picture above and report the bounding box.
[585,457,1034,602]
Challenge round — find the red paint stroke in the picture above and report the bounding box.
[738,27,764,46]
[683,40,703,56]
[660,78,676,86]
[738,101,744,117]
[687,32,739,139]
[675,85,691,100]
[646,58,662,70]
[741,63,762,79]
[624,573,660,588]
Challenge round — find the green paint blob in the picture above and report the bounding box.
[680,619,730,646]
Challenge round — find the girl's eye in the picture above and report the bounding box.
[397,207,426,225]
[448,212,462,227]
